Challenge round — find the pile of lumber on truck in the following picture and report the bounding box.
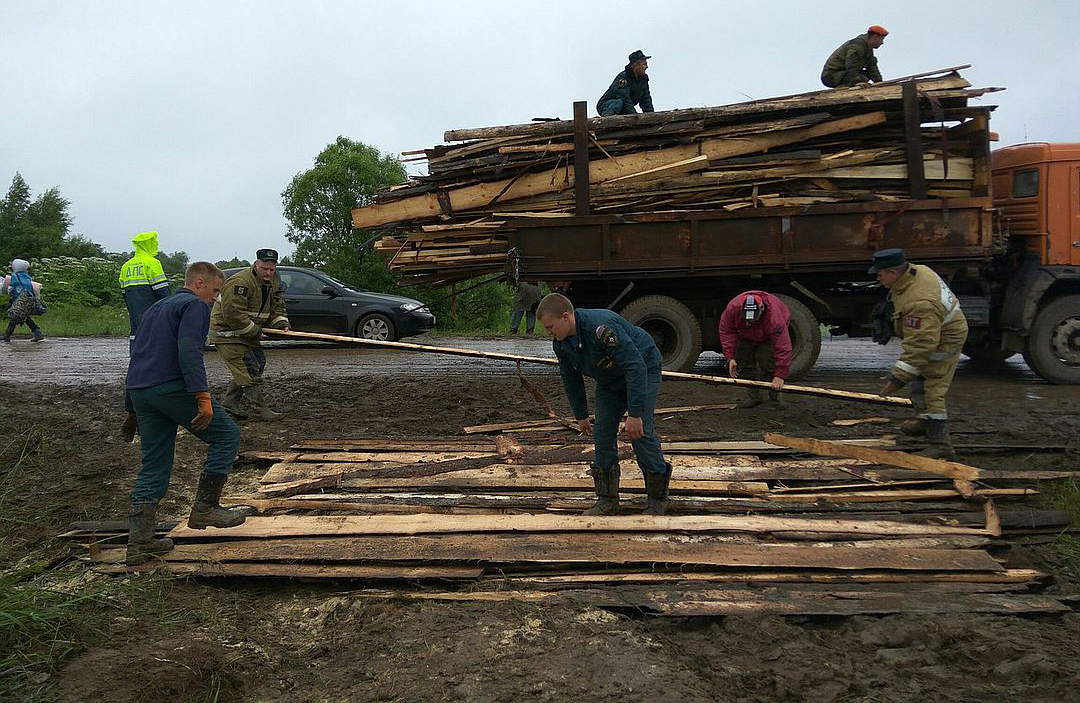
[67,430,1079,617]
[359,67,1000,284]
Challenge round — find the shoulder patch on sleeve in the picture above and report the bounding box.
[617,78,628,87]
[234,284,247,296]
[904,315,922,329]
[596,324,619,347]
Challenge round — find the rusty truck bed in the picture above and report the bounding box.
[508,198,995,280]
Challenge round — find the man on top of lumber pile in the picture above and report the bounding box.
[124,262,248,566]
[821,25,888,88]
[537,293,672,515]
[210,248,291,421]
[719,291,792,410]
[872,248,968,460]
[596,49,655,116]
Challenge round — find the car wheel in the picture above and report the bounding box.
[356,313,397,342]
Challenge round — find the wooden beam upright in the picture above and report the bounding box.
[901,80,927,199]
[573,101,591,215]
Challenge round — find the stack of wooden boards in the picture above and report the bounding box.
[70,431,1079,617]
[361,68,1001,283]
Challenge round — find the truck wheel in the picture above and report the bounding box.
[1022,294,1080,384]
[620,295,702,372]
[773,294,821,380]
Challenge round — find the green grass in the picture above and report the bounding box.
[1040,477,1080,581]
[32,303,129,337]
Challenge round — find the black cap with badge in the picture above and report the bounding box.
[256,248,279,262]
[868,248,906,274]
[628,49,651,63]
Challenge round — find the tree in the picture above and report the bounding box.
[157,250,190,276]
[215,257,250,270]
[281,137,406,289]
[0,172,104,265]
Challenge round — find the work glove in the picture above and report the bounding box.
[192,391,214,431]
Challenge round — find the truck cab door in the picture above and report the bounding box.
[1072,165,1080,265]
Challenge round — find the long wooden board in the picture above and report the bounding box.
[92,559,483,579]
[167,513,993,540]
[765,433,981,481]
[94,534,1004,572]
[498,568,1044,587]
[264,330,911,407]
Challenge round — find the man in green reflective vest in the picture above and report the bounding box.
[118,231,171,442]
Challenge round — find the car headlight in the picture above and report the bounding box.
[400,302,426,312]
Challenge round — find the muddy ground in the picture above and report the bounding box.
[2,335,1080,702]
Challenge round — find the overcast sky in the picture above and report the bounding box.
[3,1,1078,262]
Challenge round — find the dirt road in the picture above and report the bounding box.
[2,335,1079,701]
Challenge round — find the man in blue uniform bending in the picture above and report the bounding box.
[537,293,672,515]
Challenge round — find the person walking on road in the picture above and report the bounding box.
[124,261,247,565]
[821,26,888,88]
[719,291,792,409]
[871,248,968,460]
[118,231,172,442]
[537,293,672,515]
[2,258,45,343]
[597,49,655,116]
[509,280,542,335]
[210,248,291,421]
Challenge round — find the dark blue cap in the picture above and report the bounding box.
[868,248,906,274]
[628,49,651,63]
[256,248,279,262]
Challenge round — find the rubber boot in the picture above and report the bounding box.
[245,384,283,422]
[737,388,763,409]
[764,390,783,410]
[582,463,620,515]
[187,473,248,529]
[900,418,927,436]
[126,503,174,565]
[221,381,248,419]
[120,411,139,443]
[642,464,672,516]
[918,419,956,460]
[2,322,14,343]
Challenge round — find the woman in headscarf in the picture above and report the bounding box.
[1,259,45,342]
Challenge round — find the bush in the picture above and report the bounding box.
[25,256,182,309]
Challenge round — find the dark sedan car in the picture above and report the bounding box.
[223,266,434,341]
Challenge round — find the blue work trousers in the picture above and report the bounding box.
[592,365,667,475]
[509,307,536,334]
[129,379,241,504]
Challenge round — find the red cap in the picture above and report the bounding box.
[868,25,889,36]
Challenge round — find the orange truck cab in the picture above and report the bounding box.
[991,143,1080,382]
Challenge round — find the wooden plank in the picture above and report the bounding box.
[167,513,994,541]
[764,433,981,481]
[95,534,1005,572]
[604,154,711,184]
[339,587,1066,616]
[92,558,482,580]
[265,329,911,407]
[499,568,1044,587]
[658,591,1069,617]
[463,403,735,434]
[353,113,889,227]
